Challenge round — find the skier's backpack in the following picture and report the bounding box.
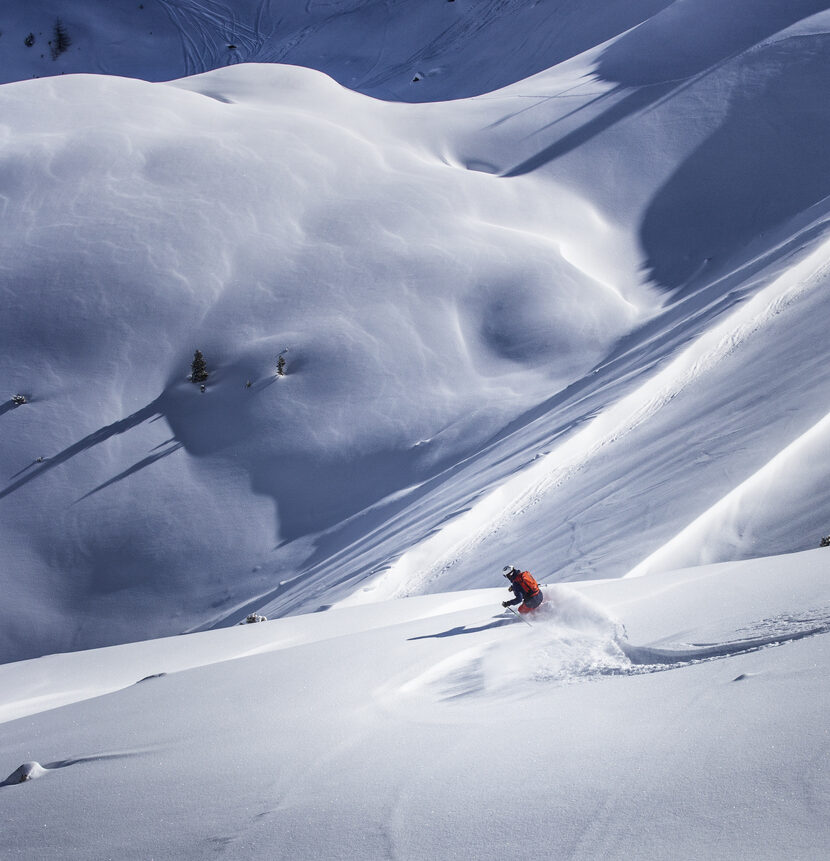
[515,570,540,598]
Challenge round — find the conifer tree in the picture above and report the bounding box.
[50,19,72,60]
[277,355,286,376]
[191,350,209,383]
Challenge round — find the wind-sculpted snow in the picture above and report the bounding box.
[3,1,830,661]
[334,238,830,603]
[628,405,830,576]
[2,2,830,855]
[0,60,654,659]
[0,753,136,787]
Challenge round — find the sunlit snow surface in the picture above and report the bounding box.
[3,1,830,855]
[1,551,829,858]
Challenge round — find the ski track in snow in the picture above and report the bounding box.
[359,0,526,90]
[150,0,546,90]
[620,608,830,673]
[350,237,830,604]
[389,587,830,708]
[2,4,830,855]
[156,0,273,75]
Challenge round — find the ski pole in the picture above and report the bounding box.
[507,605,533,627]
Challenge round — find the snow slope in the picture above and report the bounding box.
[0,61,648,659]
[1,551,829,858]
[0,0,681,98]
[2,0,830,665]
[3,3,830,856]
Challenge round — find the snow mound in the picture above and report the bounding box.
[0,753,137,788]
[0,63,644,661]
[1,761,48,786]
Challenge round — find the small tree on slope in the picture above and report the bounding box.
[50,19,71,60]
[191,350,209,384]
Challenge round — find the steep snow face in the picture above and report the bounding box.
[339,236,830,604]
[2,2,830,660]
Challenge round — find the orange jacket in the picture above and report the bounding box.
[514,570,540,597]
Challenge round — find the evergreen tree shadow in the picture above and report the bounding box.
[75,442,183,502]
[0,394,171,501]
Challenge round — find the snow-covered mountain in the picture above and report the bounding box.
[3,1,830,856]
[3,0,829,663]
[0,0,717,98]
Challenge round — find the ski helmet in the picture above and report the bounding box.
[502,565,518,578]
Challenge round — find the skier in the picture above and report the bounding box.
[501,565,544,614]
